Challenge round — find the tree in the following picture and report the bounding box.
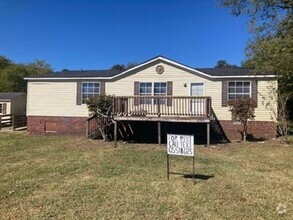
[26,60,52,75]
[228,98,257,141]
[220,0,293,37]
[220,0,293,138]
[110,64,125,71]
[0,56,12,69]
[110,62,137,71]
[86,95,113,116]
[86,95,113,141]
[0,56,52,92]
[215,60,239,68]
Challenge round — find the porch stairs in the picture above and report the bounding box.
[86,112,133,140]
[209,114,229,143]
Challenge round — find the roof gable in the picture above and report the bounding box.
[24,56,277,80]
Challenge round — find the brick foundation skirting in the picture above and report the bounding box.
[219,120,277,140]
[27,116,87,135]
[27,116,277,140]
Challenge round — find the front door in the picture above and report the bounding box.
[190,83,204,115]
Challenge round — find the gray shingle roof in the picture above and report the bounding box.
[195,68,272,76]
[24,56,276,79]
[0,93,25,100]
[27,69,123,78]
[28,67,270,78]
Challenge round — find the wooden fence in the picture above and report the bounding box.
[0,114,27,130]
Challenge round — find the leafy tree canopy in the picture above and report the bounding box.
[220,0,293,119]
[110,62,137,71]
[220,0,293,36]
[0,56,12,69]
[0,56,52,92]
[215,60,239,68]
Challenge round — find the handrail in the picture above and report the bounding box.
[87,114,97,121]
[86,111,113,138]
[112,96,212,118]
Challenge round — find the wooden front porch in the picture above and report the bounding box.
[112,96,211,119]
[87,96,212,146]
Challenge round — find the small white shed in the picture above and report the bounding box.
[0,93,26,115]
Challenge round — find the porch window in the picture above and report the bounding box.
[81,82,100,104]
[139,82,167,104]
[154,82,167,104]
[139,82,152,104]
[228,81,251,101]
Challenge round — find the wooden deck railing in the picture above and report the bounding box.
[112,96,211,118]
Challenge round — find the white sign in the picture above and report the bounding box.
[167,134,194,157]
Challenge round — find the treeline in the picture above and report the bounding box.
[0,56,52,92]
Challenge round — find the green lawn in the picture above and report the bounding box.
[0,132,292,219]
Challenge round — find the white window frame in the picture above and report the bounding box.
[153,82,167,105]
[139,82,167,104]
[81,81,101,104]
[189,82,205,96]
[227,81,251,101]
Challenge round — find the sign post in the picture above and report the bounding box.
[167,134,195,184]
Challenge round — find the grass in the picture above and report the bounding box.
[0,132,292,219]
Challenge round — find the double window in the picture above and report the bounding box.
[139,82,167,104]
[81,82,100,104]
[228,81,251,101]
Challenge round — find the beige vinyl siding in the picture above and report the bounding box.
[27,81,89,117]
[106,62,277,121]
[255,80,278,121]
[27,61,277,121]
[106,62,214,96]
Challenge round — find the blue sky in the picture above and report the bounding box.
[0,0,250,71]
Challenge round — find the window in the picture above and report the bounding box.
[154,82,167,104]
[81,82,100,104]
[139,82,152,95]
[139,82,152,104]
[154,82,167,95]
[0,103,2,114]
[139,82,167,104]
[228,81,251,100]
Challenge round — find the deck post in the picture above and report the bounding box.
[207,122,210,146]
[114,120,117,147]
[12,114,15,131]
[158,121,161,146]
[86,120,89,138]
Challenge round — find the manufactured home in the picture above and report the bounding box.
[25,56,277,143]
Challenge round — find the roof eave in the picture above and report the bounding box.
[24,74,277,81]
[212,75,277,79]
[24,56,277,80]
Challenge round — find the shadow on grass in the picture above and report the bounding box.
[183,173,214,180]
[246,134,266,142]
[169,172,214,180]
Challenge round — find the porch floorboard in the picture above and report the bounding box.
[113,116,210,123]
